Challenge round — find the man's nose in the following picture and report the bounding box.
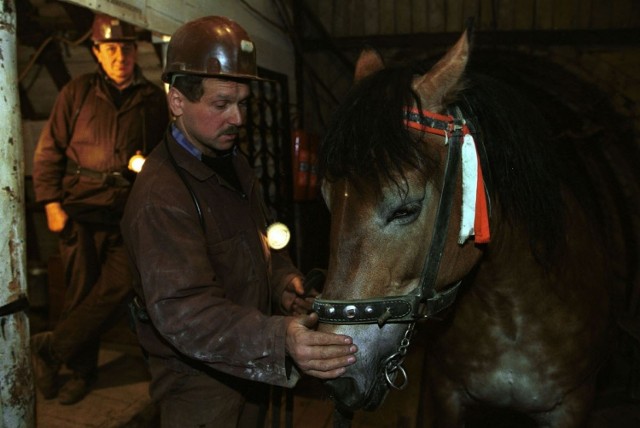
[228,105,244,126]
[114,47,128,61]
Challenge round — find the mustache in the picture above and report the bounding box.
[221,126,240,136]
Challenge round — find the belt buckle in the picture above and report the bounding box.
[103,173,115,186]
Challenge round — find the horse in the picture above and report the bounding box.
[312,28,639,427]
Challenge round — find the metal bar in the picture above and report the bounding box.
[0,1,35,426]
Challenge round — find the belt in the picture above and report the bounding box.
[66,161,131,187]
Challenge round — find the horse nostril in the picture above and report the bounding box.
[325,377,355,400]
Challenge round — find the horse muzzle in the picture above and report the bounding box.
[324,372,390,411]
[318,322,408,411]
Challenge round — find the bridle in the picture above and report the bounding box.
[312,106,479,389]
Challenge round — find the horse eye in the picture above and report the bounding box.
[387,204,419,224]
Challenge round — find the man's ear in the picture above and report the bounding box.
[167,86,184,118]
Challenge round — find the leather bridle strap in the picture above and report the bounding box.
[313,108,467,325]
[415,110,463,310]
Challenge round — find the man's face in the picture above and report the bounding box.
[170,78,251,154]
[93,42,137,88]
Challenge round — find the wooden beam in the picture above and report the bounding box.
[302,29,640,52]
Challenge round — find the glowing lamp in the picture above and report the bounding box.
[128,151,146,173]
[267,222,290,250]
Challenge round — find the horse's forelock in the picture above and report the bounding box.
[320,66,432,194]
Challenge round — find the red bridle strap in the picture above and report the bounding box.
[403,106,470,139]
[403,106,490,244]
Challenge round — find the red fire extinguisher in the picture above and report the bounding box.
[291,130,310,202]
[307,134,319,200]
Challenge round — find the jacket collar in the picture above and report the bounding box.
[165,125,255,194]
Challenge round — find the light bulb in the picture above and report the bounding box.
[128,151,146,173]
[266,222,290,250]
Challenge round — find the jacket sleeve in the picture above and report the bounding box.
[270,248,304,313]
[32,83,77,204]
[125,187,299,387]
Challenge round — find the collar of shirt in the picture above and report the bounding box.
[171,123,202,159]
[171,124,244,193]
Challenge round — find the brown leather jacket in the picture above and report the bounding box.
[33,68,169,223]
[121,129,302,387]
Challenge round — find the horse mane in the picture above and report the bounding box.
[320,62,569,265]
[320,67,433,191]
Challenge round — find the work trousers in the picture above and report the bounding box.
[51,220,132,377]
[148,357,269,428]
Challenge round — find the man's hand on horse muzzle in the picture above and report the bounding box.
[285,312,357,379]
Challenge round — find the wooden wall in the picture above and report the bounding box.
[295,0,640,135]
[305,0,639,36]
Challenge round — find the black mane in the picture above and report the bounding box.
[319,63,570,263]
[320,67,433,189]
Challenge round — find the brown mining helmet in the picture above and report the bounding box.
[91,14,137,43]
[162,16,263,83]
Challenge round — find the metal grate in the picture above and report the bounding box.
[240,67,293,227]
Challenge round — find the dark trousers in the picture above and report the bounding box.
[51,220,132,377]
[148,357,268,428]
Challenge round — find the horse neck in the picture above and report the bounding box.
[469,209,547,298]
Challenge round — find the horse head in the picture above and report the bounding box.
[315,29,487,412]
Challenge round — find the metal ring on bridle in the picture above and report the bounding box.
[383,353,409,390]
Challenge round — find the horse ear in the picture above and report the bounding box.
[354,48,385,83]
[413,29,471,110]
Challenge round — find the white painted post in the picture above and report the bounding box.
[0,1,35,427]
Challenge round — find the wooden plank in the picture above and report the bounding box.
[348,0,366,36]
[331,0,350,37]
[316,0,334,35]
[412,0,429,33]
[313,29,640,51]
[574,0,592,28]
[395,0,413,33]
[612,0,635,27]
[552,0,575,28]
[461,0,481,30]
[445,0,465,31]
[535,0,554,29]
[379,0,396,34]
[591,0,613,28]
[477,0,495,30]
[305,0,319,21]
[427,0,446,32]
[513,0,535,29]
[496,0,513,30]
[363,0,380,35]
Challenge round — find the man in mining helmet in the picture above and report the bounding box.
[31,12,168,405]
[91,13,139,89]
[121,16,357,427]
